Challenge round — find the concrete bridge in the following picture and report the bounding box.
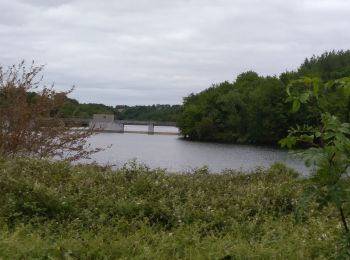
[91,120,177,134]
[65,114,177,135]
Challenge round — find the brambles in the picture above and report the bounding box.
[0,61,100,161]
[0,158,344,259]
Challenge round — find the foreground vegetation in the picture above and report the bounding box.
[0,157,349,259]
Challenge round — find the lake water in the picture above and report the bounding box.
[85,126,309,174]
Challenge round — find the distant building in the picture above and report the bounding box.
[91,114,124,132]
[92,114,114,122]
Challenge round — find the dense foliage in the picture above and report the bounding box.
[280,77,350,252]
[59,100,181,122]
[1,157,349,259]
[58,97,116,118]
[178,50,350,144]
[116,104,181,122]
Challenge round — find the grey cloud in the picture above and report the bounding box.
[19,0,73,7]
[0,0,349,105]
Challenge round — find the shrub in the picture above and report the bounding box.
[0,61,99,160]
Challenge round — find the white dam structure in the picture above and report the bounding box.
[89,114,178,135]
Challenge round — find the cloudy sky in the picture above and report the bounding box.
[0,0,349,105]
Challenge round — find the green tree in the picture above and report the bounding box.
[280,77,350,253]
[178,50,350,145]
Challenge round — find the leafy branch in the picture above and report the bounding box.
[280,77,350,245]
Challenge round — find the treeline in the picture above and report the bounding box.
[60,98,116,118]
[59,98,181,122]
[178,50,350,145]
[116,104,181,122]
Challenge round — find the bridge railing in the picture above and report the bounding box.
[115,120,177,127]
[61,118,178,134]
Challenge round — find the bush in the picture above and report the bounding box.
[0,157,346,258]
[0,61,99,161]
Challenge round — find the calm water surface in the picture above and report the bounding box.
[86,126,308,174]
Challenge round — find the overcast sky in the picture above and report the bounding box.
[0,0,349,105]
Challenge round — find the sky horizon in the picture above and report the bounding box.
[1,0,349,105]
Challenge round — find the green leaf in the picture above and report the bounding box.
[279,136,297,149]
[299,92,310,103]
[325,80,335,90]
[298,134,314,143]
[285,96,294,103]
[315,132,322,138]
[292,100,301,113]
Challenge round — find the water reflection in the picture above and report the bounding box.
[86,128,308,174]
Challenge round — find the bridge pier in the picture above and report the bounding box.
[116,123,124,133]
[91,121,124,133]
[148,123,154,134]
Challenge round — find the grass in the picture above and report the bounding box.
[0,157,347,259]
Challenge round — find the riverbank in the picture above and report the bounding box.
[0,157,345,258]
